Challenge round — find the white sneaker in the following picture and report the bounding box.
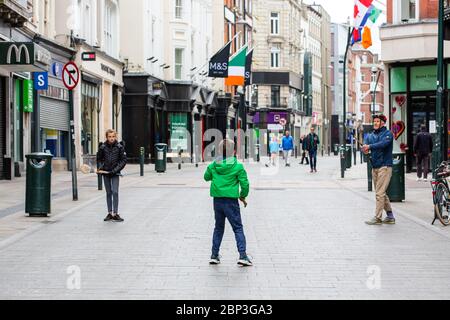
[423,178,428,182]
[416,178,422,182]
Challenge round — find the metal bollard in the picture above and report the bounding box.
[257,144,260,163]
[140,147,145,177]
[178,148,182,170]
[97,145,103,191]
[295,146,298,159]
[340,145,346,179]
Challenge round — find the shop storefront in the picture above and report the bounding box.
[74,47,123,168]
[33,37,75,171]
[0,37,51,179]
[123,74,220,163]
[254,111,292,153]
[388,62,450,172]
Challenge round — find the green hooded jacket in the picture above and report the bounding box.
[204,157,250,199]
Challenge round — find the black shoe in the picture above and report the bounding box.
[238,255,253,267]
[104,214,114,222]
[210,255,221,265]
[113,214,124,222]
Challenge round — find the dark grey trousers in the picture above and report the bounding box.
[103,175,120,214]
[417,154,430,179]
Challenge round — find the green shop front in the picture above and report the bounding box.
[389,63,450,172]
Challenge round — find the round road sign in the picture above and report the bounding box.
[62,61,80,91]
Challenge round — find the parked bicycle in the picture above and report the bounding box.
[431,161,450,226]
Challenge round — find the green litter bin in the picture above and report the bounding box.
[346,145,352,169]
[25,153,53,216]
[387,153,406,202]
[155,143,168,173]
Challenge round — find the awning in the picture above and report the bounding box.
[0,42,51,72]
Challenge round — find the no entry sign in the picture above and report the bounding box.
[62,61,80,90]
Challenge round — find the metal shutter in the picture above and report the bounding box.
[0,77,6,180]
[40,97,69,132]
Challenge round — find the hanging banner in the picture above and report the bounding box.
[245,49,253,87]
[23,79,33,113]
[208,41,232,78]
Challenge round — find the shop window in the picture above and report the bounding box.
[41,129,68,158]
[81,82,100,155]
[169,113,188,152]
[390,67,407,93]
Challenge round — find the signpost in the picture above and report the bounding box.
[62,61,80,91]
[63,61,80,201]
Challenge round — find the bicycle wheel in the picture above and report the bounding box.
[434,182,450,226]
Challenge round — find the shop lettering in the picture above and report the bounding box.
[101,64,116,76]
[209,62,228,71]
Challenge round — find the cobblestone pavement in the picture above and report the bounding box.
[0,156,449,300]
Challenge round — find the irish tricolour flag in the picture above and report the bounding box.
[225,45,247,86]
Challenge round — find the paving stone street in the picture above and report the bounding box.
[0,156,449,300]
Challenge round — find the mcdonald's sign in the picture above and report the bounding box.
[0,42,51,72]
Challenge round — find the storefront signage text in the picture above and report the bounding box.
[101,63,116,76]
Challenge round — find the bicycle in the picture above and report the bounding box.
[431,161,450,226]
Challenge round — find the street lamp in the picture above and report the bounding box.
[371,66,382,117]
[434,0,446,177]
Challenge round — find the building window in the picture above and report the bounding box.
[271,12,279,35]
[104,0,118,58]
[175,48,184,80]
[271,45,281,68]
[271,86,281,107]
[175,0,183,19]
[400,0,416,21]
[77,0,94,45]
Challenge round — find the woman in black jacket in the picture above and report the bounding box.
[97,129,127,222]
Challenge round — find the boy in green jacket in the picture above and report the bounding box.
[204,139,252,267]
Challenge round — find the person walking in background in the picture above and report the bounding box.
[97,129,127,222]
[299,135,310,166]
[305,126,320,173]
[362,114,396,225]
[414,124,433,182]
[282,131,294,167]
[204,139,252,267]
[266,136,280,167]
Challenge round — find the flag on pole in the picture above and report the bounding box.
[225,46,247,86]
[354,0,373,28]
[362,26,372,49]
[244,49,253,87]
[208,41,232,78]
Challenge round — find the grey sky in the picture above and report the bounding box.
[304,0,387,54]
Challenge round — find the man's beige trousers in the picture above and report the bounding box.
[372,167,393,219]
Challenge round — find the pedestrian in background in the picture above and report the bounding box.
[363,114,396,225]
[97,129,127,222]
[414,124,433,182]
[299,135,310,166]
[266,136,280,167]
[282,131,294,167]
[204,139,252,267]
[305,126,320,173]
